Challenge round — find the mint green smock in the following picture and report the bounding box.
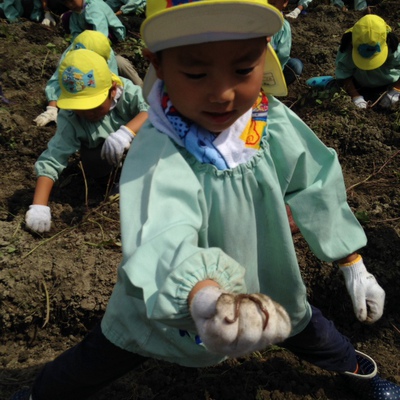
[101,96,367,368]
[331,0,367,11]
[35,78,148,182]
[44,45,119,102]
[69,0,126,42]
[0,0,43,22]
[298,0,313,8]
[271,19,292,69]
[335,46,400,87]
[105,0,146,15]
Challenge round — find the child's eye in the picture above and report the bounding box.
[184,73,206,80]
[237,67,254,76]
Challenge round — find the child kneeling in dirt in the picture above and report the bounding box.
[25,48,148,233]
[13,1,400,399]
[0,0,44,23]
[335,14,400,109]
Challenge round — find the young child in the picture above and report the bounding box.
[335,14,400,109]
[0,0,44,23]
[13,1,400,399]
[285,0,312,19]
[25,49,148,233]
[105,0,146,16]
[270,0,303,85]
[59,0,126,42]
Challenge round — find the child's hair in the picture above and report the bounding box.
[141,0,288,99]
[339,31,399,54]
[57,49,122,110]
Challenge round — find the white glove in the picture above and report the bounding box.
[352,96,368,109]
[339,255,385,323]
[25,205,52,233]
[41,11,56,27]
[286,7,301,19]
[379,88,400,108]
[190,286,291,358]
[101,126,135,166]
[33,106,58,126]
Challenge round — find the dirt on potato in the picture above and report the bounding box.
[0,1,399,399]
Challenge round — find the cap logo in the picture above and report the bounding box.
[358,43,381,59]
[61,66,96,94]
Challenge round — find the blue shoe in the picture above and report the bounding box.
[306,76,335,89]
[10,388,31,400]
[344,351,400,400]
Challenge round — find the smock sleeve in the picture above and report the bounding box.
[117,125,247,330]
[266,96,367,262]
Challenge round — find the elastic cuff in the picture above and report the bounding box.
[338,254,362,267]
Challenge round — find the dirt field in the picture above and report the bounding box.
[0,1,399,399]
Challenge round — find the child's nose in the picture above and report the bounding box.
[208,80,235,103]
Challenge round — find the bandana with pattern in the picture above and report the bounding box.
[148,81,269,170]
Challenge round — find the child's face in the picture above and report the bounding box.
[72,85,116,122]
[63,0,84,12]
[151,37,267,134]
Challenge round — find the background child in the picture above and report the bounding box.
[331,0,369,12]
[25,49,148,233]
[12,1,400,399]
[105,0,146,16]
[335,14,400,109]
[270,0,303,85]
[0,0,44,23]
[285,0,312,19]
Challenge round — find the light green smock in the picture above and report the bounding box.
[271,19,292,69]
[105,0,146,15]
[35,78,148,182]
[101,96,367,368]
[0,0,43,22]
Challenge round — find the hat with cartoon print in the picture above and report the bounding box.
[71,30,112,62]
[141,0,288,98]
[351,15,391,71]
[57,49,121,110]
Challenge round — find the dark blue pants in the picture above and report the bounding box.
[31,306,357,400]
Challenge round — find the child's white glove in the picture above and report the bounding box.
[33,106,58,126]
[101,126,135,166]
[352,96,368,109]
[42,11,56,27]
[190,286,291,358]
[25,205,52,233]
[379,88,400,108]
[339,255,385,323]
[286,8,301,19]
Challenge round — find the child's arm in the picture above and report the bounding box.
[341,77,368,108]
[101,110,148,165]
[25,176,55,233]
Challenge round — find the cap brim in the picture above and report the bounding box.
[141,1,283,53]
[57,90,109,110]
[143,43,287,101]
[352,42,388,71]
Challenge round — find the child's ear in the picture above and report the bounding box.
[142,48,163,79]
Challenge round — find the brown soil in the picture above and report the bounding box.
[0,1,399,399]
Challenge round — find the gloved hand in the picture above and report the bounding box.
[190,286,291,357]
[101,125,135,166]
[379,88,400,108]
[339,255,385,323]
[352,96,368,109]
[25,205,52,233]
[286,7,301,19]
[33,106,58,126]
[42,11,56,27]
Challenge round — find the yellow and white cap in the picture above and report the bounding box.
[71,30,112,62]
[351,15,391,71]
[141,0,287,98]
[58,49,121,110]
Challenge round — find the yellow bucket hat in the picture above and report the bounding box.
[58,49,120,110]
[71,30,112,62]
[351,15,391,71]
[141,0,287,98]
